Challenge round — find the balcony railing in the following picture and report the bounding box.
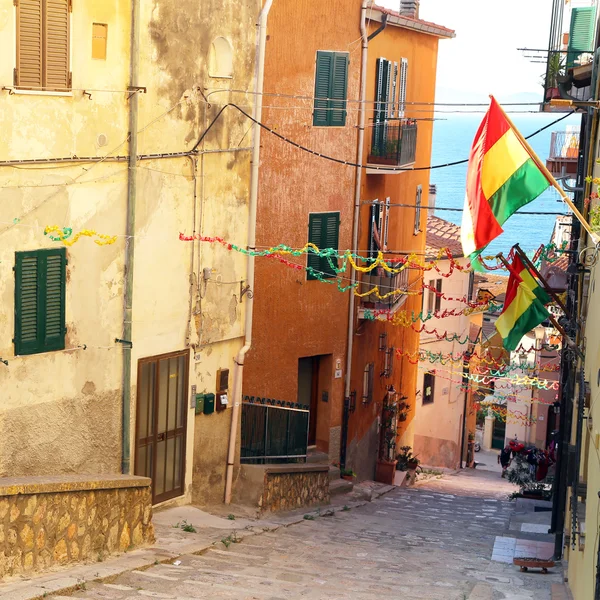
[546,130,580,177]
[241,396,309,464]
[358,264,409,317]
[367,120,417,170]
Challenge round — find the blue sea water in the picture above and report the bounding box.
[429,113,581,255]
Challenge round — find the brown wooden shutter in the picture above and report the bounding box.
[44,0,70,90]
[16,0,43,89]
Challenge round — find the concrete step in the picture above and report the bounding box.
[306,449,329,464]
[328,466,341,482]
[329,479,353,497]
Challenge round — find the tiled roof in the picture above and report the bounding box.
[371,4,456,38]
[473,272,509,303]
[425,215,463,259]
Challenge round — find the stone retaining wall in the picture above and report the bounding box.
[0,475,154,579]
[259,469,330,512]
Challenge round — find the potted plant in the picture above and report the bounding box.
[340,467,356,482]
[543,52,565,101]
[406,456,420,471]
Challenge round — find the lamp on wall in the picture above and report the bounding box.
[518,352,528,368]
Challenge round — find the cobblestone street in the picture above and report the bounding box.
[41,470,565,600]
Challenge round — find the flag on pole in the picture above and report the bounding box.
[495,257,550,351]
[461,97,552,260]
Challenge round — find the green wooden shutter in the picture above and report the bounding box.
[568,7,597,68]
[14,248,66,355]
[43,250,66,350]
[321,212,340,277]
[307,213,324,279]
[313,51,332,126]
[329,53,348,127]
[14,253,41,355]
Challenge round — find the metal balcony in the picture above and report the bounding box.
[546,130,580,177]
[367,120,417,174]
[357,264,410,319]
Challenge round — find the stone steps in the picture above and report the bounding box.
[328,465,340,481]
[329,478,354,496]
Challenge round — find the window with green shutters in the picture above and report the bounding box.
[567,6,597,68]
[14,248,67,355]
[307,212,340,279]
[313,51,349,127]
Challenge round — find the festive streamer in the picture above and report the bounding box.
[45,225,117,246]
[182,233,567,274]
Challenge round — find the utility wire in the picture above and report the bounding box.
[195,103,576,173]
[361,201,569,216]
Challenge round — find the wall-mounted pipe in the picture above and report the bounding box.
[224,0,274,504]
[342,0,369,469]
[121,0,141,475]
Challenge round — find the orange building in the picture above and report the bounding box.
[241,1,453,491]
[345,6,454,481]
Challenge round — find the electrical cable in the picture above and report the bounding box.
[197,103,576,173]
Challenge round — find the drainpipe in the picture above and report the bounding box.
[120,0,141,475]
[342,1,369,470]
[224,0,274,504]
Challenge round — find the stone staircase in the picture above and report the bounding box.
[306,448,354,496]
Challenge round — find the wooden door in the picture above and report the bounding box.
[135,350,189,504]
[298,357,320,446]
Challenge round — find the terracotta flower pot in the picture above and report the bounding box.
[407,460,419,470]
[375,459,398,485]
[342,474,354,482]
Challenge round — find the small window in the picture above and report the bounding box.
[92,23,108,60]
[307,212,340,279]
[362,363,374,404]
[414,185,422,235]
[209,37,233,78]
[423,372,435,405]
[435,279,442,312]
[313,51,349,127]
[426,280,435,314]
[14,248,67,356]
[16,0,72,91]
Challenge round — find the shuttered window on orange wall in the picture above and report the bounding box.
[16,0,71,91]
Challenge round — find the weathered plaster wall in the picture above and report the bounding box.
[0,0,257,512]
[0,475,153,579]
[243,0,362,460]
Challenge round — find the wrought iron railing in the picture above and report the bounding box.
[368,121,417,167]
[360,264,409,310]
[241,396,310,464]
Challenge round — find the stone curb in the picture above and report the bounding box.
[0,485,396,600]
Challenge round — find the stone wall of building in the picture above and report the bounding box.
[0,475,154,579]
[258,468,330,513]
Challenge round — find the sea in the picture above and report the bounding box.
[429,112,582,256]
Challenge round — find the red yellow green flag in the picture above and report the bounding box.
[461,97,551,258]
[495,258,550,351]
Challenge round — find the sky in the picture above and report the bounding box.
[377,0,553,103]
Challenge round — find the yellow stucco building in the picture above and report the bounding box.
[0,0,258,509]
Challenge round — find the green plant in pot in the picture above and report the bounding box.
[340,467,356,481]
[542,52,565,101]
[396,445,420,471]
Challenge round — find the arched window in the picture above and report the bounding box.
[209,37,233,78]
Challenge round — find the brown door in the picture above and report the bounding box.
[135,350,189,504]
[298,357,320,446]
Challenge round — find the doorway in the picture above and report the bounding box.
[135,350,189,504]
[491,405,506,450]
[298,357,320,446]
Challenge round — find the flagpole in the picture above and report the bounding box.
[492,97,600,245]
[496,253,568,341]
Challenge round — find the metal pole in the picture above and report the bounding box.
[121,0,141,475]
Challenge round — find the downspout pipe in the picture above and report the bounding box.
[343,1,369,469]
[121,0,141,475]
[224,0,273,504]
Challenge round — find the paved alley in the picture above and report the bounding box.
[35,470,565,600]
